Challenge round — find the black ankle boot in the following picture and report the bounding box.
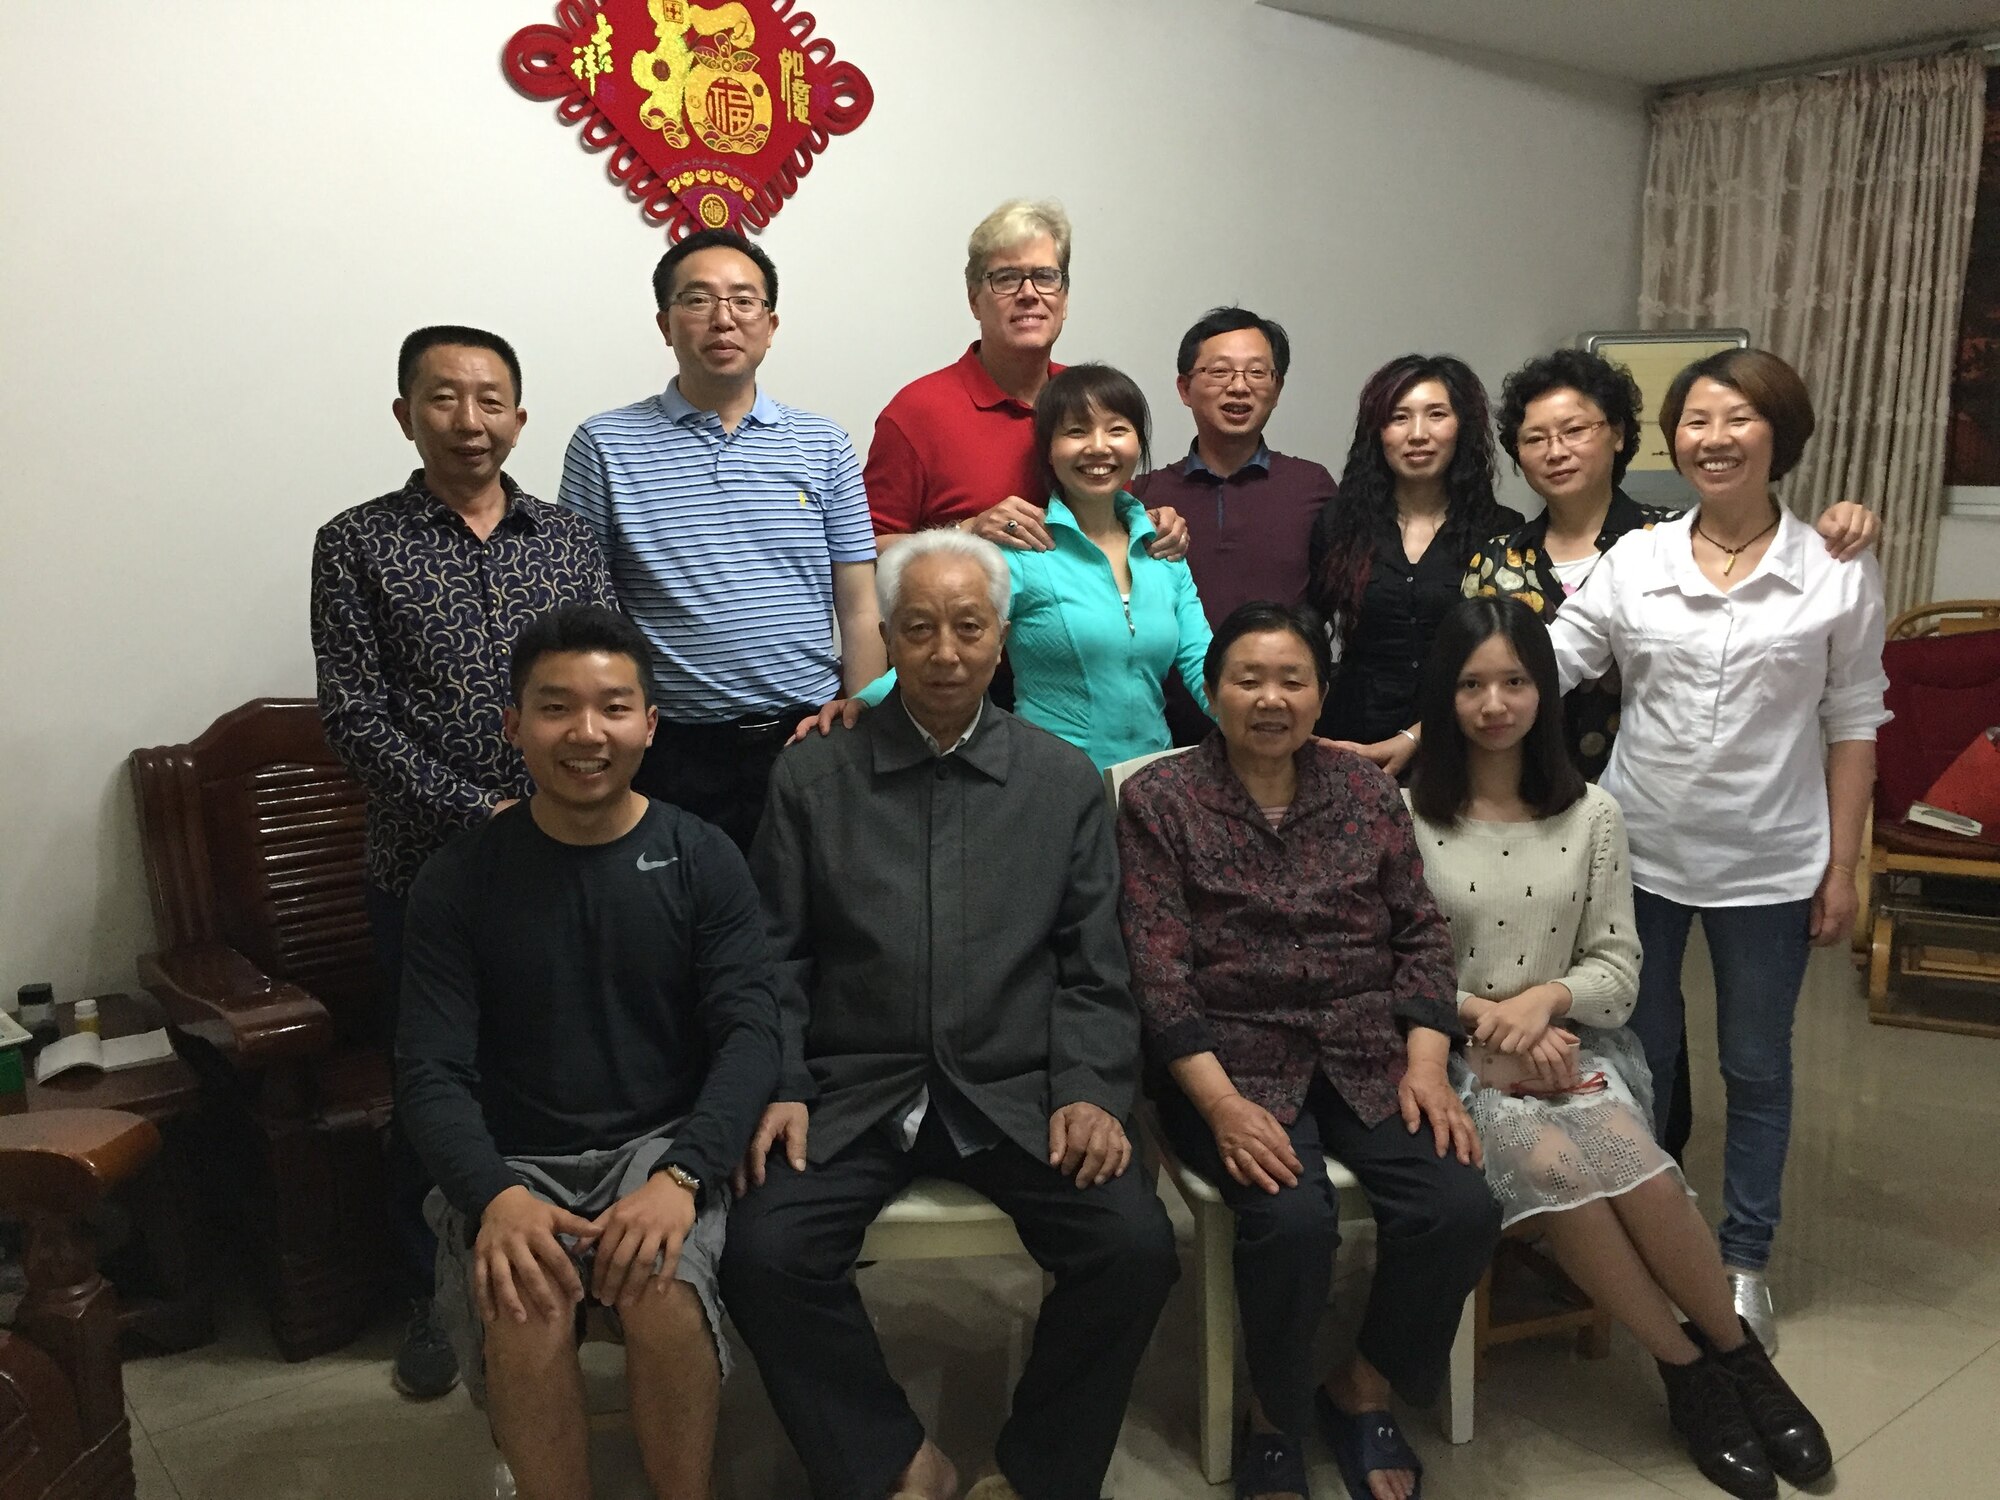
[1700,1318,1833,1486]
[1656,1352,1776,1500]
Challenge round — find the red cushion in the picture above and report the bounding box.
[1877,630,2000,824]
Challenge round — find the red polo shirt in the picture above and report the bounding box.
[865,343,1062,534]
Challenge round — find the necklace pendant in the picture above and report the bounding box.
[1722,551,1737,576]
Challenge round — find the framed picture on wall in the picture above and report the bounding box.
[1578,328,1751,507]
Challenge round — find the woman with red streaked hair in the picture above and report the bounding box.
[1308,354,1522,776]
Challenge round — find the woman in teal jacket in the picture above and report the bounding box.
[852,363,1213,769]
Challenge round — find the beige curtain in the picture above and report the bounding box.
[1640,53,1986,612]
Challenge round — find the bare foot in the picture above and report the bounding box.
[1323,1360,1417,1500]
[890,1438,958,1500]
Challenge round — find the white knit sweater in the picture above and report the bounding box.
[1407,784,1641,1028]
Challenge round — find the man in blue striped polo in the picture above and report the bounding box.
[558,230,885,850]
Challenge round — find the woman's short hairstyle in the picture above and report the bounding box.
[1495,347,1645,486]
[509,605,655,706]
[1032,364,1152,504]
[1658,348,1816,482]
[875,527,1011,624]
[1409,596,1584,825]
[1202,601,1333,696]
[964,199,1073,293]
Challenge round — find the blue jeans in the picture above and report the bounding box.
[1630,889,1813,1273]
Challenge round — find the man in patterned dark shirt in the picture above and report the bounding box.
[310,324,614,1400]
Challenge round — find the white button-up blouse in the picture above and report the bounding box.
[1547,509,1889,907]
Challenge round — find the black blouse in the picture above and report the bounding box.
[1320,510,1523,744]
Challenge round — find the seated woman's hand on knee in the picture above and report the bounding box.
[1206,1093,1302,1193]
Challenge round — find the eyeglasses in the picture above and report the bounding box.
[1517,418,1608,455]
[669,290,772,320]
[982,266,1067,297]
[1191,364,1277,389]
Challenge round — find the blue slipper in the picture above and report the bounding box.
[1236,1418,1310,1499]
[1314,1388,1423,1500]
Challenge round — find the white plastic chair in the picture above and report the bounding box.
[1106,751,1476,1484]
[860,1176,1028,1261]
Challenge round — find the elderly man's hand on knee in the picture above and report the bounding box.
[1048,1101,1131,1188]
[732,1101,810,1195]
[475,1186,598,1325]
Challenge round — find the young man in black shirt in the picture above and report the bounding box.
[398,605,781,1500]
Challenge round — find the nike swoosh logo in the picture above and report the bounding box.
[636,855,678,872]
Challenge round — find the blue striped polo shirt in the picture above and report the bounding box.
[558,382,877,721]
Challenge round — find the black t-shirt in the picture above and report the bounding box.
[397,799,781,1218]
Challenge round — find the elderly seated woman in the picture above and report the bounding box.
[1116,601,1501,1500]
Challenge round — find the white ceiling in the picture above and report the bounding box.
[1260,0,2000,88]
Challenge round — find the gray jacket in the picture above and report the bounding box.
[749,691,1138,1164]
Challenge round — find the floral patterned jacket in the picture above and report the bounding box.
[1462,490,1676,780]
[1115,737,1461,1127]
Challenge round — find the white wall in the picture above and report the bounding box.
[0,0,1649,999]
[1934,516,2000,599]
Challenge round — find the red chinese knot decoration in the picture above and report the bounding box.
[504,1,873,240]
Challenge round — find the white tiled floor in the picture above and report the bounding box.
[123,940,1999,1498]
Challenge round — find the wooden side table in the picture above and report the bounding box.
[22,993,216,1351]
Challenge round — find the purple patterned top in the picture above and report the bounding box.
[1116,738,1461,1126]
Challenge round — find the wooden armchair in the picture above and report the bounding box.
[1863,601,2000,1035]
[0,1108,160,1500]
[130,698,394,1359]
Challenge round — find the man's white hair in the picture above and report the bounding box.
[964,198,1073,293]
[876,529,1011,623]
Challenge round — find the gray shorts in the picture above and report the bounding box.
[425,1124,731,1406]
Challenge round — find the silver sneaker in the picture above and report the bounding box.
[1729,1270,1778,1354]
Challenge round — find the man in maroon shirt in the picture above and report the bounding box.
[864,198,1187,560]
[1135,307,1337,743]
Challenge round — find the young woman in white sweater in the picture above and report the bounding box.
[1407,596,1828,1500]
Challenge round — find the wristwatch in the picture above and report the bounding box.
[658,1163,703,1205]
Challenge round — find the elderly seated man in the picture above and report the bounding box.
[723,528,1180,1500]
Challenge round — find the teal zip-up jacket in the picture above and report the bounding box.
[860,492,1213,769]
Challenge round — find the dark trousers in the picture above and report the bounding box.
[720,1110,1180,1500]
[1157,1073,1499,1436]
[1664,1028,1695,1160]
[363,882,441,1305]
[634,711,812,853]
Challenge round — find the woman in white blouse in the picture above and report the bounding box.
[1546,349,1889,1352]
[1410,596,1830,1500]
